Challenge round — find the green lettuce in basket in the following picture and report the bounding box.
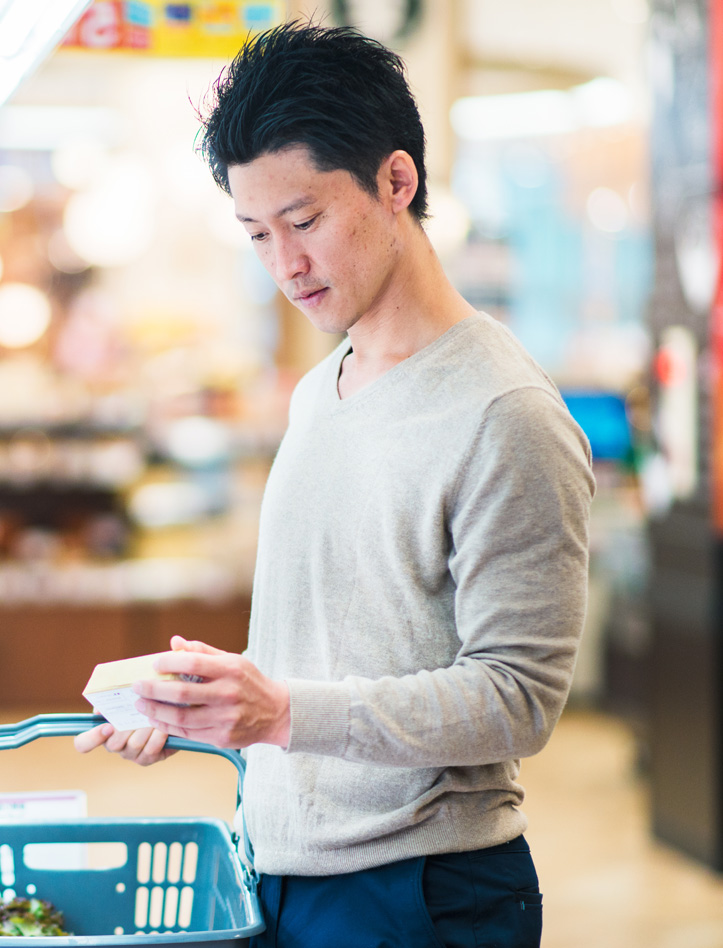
[0,898,69,937]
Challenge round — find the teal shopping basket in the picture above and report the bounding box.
[0,714,264,947]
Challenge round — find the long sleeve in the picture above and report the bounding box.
[284,386,594,766]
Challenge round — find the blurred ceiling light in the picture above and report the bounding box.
[0,164,33,211]
[611,0,649,25]
[0,106,121,151]
[0,282,52,348]
[451,77,633,141]
[51,139,109,190]
[63,154,155,267]
[452,89,573,140]
[0,0,93,106]
[571,77,633,127]
[586,187,629,233]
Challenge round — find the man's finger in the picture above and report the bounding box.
[122,727,157,755]
[132,676,211,708]
[104,728,140,754]
[135,697,223,731]
[141,727,172,760]
[152,649,230,684]
[122,727,171,766]
[171,636,224,656]
[73,723,114,753]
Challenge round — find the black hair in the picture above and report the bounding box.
[197,20,428,221]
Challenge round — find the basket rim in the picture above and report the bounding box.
[0,922,266,945]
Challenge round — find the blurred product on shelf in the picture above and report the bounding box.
[0,558,238,605]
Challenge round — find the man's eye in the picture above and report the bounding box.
[249,232,268,242]
[295,217,317,231]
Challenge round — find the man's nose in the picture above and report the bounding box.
[273,235,309,282]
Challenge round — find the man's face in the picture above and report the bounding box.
[227,145,401,335]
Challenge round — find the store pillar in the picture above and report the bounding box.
[647,0,723,870]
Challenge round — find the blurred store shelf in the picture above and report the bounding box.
[0,594,251,708]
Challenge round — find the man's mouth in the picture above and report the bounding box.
[294,287,328,304]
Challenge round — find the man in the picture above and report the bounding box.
[76,22,595,948]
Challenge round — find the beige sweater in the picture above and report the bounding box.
[239,312,595,876]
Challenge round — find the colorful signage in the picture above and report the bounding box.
[61,1,285,57]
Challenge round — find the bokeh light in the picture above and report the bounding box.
[51,138,110,190]
[0,165,34,212]
[586,187,629,233]
[63,154,155,267]
[0,283,52,348]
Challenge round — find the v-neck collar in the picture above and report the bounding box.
[329,313,481,410]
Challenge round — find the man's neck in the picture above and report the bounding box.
[337,237,475,399]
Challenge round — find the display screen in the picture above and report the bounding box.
[560,390,632,462]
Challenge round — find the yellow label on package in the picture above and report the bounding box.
[82,652,175,731]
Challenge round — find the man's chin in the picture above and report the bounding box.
[290,299,354,335]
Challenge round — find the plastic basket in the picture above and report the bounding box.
[0,714,264,947]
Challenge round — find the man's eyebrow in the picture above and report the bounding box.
[236,197,316,224]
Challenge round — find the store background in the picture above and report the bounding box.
[0,1,722,946]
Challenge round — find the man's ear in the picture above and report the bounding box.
[380,150,418,215]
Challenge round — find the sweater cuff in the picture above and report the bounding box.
[285,678,351,756]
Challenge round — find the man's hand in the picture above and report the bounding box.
[73,723,177,766]
[131,635,291,750]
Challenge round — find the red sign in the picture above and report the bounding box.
[63,2,148,50]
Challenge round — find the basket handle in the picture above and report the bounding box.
[0,713,245,776]
[0,713,256,877]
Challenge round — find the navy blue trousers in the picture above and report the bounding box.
[249,836,542,948]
